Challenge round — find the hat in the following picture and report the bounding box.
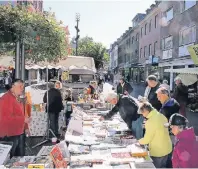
[164,113,188,127]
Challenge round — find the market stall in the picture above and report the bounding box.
[1,103,155,169]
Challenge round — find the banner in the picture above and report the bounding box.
[187,44,198,65]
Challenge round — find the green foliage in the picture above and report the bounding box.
[0,4,68,62]
[72,36,109,69]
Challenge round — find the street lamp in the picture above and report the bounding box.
[75,13,80,56]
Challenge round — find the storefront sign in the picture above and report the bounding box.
[187,44,198,65]
[148,56,159,65]
[152,56,159,64]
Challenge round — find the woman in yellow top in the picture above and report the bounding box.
[138,102,172,168]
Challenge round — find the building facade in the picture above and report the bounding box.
[158,0,198,90]
[111,0,198,86]
[109,42,118,73]
[138,3,161,80]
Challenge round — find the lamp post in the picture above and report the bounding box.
[75,13,80,56]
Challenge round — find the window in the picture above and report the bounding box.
[155,14,158,28]
[149,20,152,32]
[140,48,142,58]
[141,27,143,37]
[154,41,157,55]
[162,36,173,50]
[165,8,173,22]
[145,23,147,35]
[149,44,152,56]
[132,36,134,44]
[144,46,147,58]
[179,26,196,45]
[136,33,139,41]
[184,0,196,10]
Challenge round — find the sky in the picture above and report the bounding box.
[43,0,155,48]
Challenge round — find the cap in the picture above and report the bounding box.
[164,113,188,127]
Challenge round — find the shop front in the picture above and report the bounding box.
[159,58,194,91]
[145,55,159,80]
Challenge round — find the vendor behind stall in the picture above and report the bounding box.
[100,92,144,139]
[0,79,30,158]
[87,81,97,95]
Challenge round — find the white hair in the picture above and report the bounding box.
[106,92,118,101]
[174,77,182,82]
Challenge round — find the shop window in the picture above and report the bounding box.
[179,26,196,46]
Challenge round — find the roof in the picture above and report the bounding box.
[164,68,198,75]
[0,55,96,72]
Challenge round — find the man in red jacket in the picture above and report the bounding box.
[0,79,28,158]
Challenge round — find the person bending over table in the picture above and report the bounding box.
[138,102,172,168]
[100,92,144,139]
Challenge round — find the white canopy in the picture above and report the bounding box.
[164,68,198,75]
[176,74,198,86]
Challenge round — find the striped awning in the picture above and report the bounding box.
[164,68,198,75]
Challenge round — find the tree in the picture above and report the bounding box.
[72,36,109,69]
[0,4,69,63]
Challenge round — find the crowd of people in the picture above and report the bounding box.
[100,75,198,168]
[0,74,197,168]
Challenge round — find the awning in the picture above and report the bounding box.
[176,74,197,86]
[164,68,198,75]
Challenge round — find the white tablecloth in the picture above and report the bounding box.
[29,111,65,136]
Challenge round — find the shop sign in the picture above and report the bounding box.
[153,56,159,64]
[187,44,198,65]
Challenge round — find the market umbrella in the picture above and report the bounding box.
[176,74,198,86]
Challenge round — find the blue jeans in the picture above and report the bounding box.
[131,116,144,140]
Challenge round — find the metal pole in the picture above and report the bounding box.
[15,41,20,79]
[75,13,80,56]
[21,41,25,81]
[46,65,49,138]
[76,19,78,56]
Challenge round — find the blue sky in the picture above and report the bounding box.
[44,0,155,48]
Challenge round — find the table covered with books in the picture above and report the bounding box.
[0,105,155,169]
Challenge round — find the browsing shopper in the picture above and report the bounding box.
[138,102,172,168]
[100,92,144,139]
[166,114,198,168]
